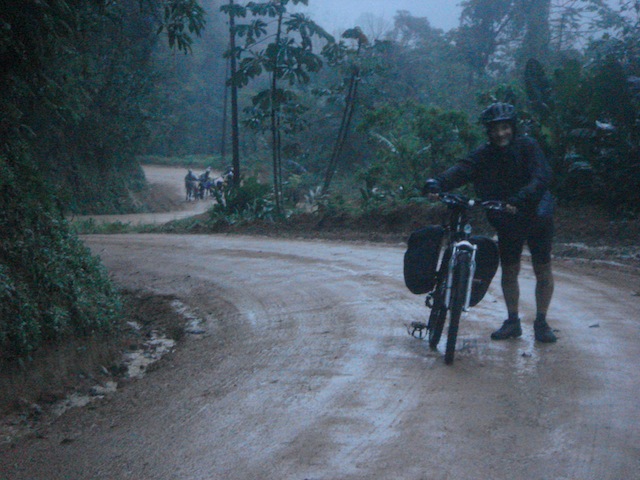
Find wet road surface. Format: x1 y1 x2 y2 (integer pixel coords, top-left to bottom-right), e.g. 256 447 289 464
1 233 638 480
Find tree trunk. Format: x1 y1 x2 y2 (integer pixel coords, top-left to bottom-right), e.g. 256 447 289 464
228 0 241 187
517 0 551 69
322 67 360 195
271 7 284 214
220 57 229 160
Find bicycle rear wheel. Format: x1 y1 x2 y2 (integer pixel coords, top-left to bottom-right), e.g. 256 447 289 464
444 251 471 365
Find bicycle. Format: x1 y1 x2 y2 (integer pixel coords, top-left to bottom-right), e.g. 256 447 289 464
406 193 505 365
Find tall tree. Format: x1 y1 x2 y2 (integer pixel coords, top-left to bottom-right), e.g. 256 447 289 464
456 0 512 73
456 0 551 73
549 0 590 52
225 0 333 213
523 34 640 214
221 0 244 185
0 0 206 360
321 27 368 195
516 0 552 67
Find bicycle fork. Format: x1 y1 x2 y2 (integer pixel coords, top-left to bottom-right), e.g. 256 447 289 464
444 241 477 312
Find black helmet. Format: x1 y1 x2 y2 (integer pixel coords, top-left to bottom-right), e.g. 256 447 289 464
480 102 516 125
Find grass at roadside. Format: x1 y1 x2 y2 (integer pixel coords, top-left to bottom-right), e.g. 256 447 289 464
71 219 136 234
72 200 640 269
0 290 187 428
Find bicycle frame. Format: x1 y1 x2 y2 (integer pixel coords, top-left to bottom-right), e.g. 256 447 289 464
437 194 477 311
444 241 477 312
414 193 504 364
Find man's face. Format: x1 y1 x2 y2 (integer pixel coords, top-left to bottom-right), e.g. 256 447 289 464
488 121 514 147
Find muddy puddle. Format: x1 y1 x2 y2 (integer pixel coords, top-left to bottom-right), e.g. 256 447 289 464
0 300 206 445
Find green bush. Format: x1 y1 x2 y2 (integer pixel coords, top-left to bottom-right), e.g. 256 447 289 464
209 176 275 223
1 152 122 360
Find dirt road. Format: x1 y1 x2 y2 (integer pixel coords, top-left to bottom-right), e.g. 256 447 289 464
1 167 639 480
73 165 214 225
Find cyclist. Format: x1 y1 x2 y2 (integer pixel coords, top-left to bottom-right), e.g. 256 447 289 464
199 166 212 182
423 102 557 343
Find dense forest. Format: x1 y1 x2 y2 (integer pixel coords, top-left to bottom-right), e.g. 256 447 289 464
1 0 639 362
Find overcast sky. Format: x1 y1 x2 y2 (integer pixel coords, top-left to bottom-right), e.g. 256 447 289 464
294 0 462 35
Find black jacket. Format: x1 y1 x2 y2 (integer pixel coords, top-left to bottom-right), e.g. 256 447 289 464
435 135 554 218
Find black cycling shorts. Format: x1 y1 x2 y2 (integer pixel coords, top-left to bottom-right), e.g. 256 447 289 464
491 214 554 266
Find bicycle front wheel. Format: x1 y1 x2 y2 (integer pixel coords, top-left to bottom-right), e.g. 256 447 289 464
444 251 471 365
427 301 446 349
427 274 447 348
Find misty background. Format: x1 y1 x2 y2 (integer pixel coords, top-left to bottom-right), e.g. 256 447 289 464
294 0 461 34
3 0 637 214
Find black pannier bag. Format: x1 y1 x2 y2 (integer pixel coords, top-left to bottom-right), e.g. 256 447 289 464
469 235 499 307
403 226 445 294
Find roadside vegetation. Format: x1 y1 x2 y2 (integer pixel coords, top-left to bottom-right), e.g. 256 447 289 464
1 0 205 397
2 0 639 410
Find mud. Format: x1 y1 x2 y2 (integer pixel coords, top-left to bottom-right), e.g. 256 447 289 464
1 166 638 480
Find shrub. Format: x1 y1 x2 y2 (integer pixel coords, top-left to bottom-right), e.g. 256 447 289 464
1 152 122 360
209 176 275 223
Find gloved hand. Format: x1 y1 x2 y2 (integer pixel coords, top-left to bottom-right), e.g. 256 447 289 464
506 195 522 214
422 178 441 195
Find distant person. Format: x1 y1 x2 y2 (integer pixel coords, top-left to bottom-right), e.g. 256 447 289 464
423 102 557 343
185 169 199 201
199 167 212 182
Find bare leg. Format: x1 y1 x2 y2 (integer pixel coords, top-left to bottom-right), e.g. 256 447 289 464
501 262 521 317
532 261 557 342
533 261 554 317
491 261 523 340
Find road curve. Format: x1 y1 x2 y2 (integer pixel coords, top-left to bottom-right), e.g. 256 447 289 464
2 233 638 480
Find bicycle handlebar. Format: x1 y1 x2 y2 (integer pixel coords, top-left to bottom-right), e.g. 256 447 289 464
481 199 509 212
434 192 509 212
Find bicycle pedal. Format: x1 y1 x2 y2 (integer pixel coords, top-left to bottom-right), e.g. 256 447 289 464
408 321 428 339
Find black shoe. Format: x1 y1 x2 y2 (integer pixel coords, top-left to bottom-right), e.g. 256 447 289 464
534 320 557 343
491 319 522 340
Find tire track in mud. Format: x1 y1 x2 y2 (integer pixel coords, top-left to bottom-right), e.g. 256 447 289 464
1 232 638 480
